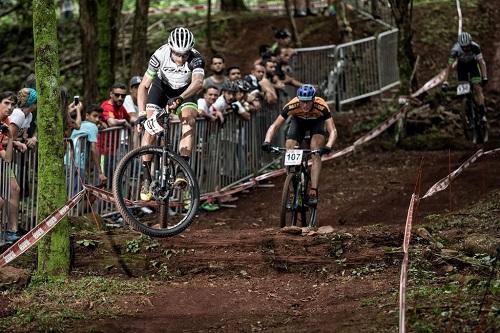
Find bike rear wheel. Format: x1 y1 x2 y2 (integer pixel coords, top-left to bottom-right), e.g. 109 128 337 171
112 145 200 238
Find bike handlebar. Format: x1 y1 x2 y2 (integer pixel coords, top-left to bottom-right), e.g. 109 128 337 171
270 146 322 155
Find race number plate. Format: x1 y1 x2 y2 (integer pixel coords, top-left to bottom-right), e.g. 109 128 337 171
284 150 303 166
144 113 164 135
456 82 471 96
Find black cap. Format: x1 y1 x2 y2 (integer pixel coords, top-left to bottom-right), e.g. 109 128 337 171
275 29 291 39
129 76 142 87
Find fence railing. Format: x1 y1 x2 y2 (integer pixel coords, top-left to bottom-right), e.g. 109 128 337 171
292 29 399 109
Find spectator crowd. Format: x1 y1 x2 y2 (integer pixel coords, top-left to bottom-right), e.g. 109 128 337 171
0 26 306 244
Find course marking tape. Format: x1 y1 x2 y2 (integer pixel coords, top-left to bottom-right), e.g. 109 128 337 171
0 190 85 268
422 148 484 199
399 193 418 333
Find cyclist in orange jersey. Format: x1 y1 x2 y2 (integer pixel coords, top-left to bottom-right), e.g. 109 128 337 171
262 84 337 206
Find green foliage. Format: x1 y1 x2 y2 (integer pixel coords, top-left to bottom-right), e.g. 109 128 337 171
76 239 100 248
125 235 160 253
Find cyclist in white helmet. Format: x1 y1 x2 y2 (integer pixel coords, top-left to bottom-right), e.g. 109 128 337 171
136 26 205 201
442 31 488 122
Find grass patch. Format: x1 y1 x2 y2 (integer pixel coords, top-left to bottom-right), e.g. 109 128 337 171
405 190 500 332
0 276 154 332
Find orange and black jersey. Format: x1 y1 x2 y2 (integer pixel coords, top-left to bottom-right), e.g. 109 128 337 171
280 96 332 120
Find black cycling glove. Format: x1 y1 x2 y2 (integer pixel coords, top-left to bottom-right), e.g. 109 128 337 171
167 96 184 110
135 114 147 126
481 77 488 87
441 81 449 92
261 142 271 152
320 146 332 156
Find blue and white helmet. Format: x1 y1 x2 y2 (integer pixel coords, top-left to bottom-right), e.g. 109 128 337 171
168 27 195 53
297 84 316 101
458 32 472 47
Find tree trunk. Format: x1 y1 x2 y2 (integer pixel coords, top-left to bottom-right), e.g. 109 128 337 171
207 0 215 52
284 0 301 47
97 0 123 98
371 0 379 18
334 0 353 43
79 0 98 105
33 0 68 277
220 0 248 11
388 0 416 93
131 0 150 77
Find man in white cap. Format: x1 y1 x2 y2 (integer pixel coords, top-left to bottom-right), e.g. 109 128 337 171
123 75 142 123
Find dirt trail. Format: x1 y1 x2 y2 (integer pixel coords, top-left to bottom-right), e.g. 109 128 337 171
65 148 500 332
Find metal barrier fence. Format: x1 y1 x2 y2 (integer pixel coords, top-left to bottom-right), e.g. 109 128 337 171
292 28 399 109
0 99 284 236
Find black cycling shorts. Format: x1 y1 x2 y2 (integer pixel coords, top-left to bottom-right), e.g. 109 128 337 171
457 61 481 83
286 117 326 143
147 77 196 107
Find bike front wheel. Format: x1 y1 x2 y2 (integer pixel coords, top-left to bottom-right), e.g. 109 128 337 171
280 173 316 228
112 145 200 238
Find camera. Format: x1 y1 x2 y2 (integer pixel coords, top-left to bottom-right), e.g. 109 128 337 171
0 122 9 134
74 95 80 106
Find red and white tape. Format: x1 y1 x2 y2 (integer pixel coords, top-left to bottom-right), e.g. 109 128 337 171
0 190 86 267
399 193 418 333
421 148 496 199
399 146 499 332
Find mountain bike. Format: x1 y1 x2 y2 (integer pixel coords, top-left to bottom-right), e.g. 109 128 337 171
456 80 488 144
112 110 200 238
270 146 320 228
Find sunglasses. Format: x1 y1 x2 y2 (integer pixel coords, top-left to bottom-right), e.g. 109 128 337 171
113 93 127 98
172 50 189 58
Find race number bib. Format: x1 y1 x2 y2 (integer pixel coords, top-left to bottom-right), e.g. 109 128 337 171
144 112 164 135
456 82 471 96
284 149 303 166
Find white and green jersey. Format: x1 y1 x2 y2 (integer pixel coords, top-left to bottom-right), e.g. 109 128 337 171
146 45 205 90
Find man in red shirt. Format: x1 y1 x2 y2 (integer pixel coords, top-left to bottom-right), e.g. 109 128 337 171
98 83 132 181
100 83 132 128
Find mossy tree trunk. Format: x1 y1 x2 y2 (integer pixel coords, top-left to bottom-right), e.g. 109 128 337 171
388 0 417 94
131 0 150 77
79 0 98 105
97 0 123 98
33 0 68 277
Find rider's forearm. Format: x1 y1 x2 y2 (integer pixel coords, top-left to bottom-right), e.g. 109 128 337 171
479 60 487 78
181 76 203 100
138 88 147 115
264 125 277 143
443 64 452 82
325 120 337 148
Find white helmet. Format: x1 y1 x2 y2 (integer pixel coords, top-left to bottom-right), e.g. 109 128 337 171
168 27 195 53
458 32 472 47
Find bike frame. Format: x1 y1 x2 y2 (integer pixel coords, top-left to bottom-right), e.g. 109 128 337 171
457 80 488 144
272 147 320 228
